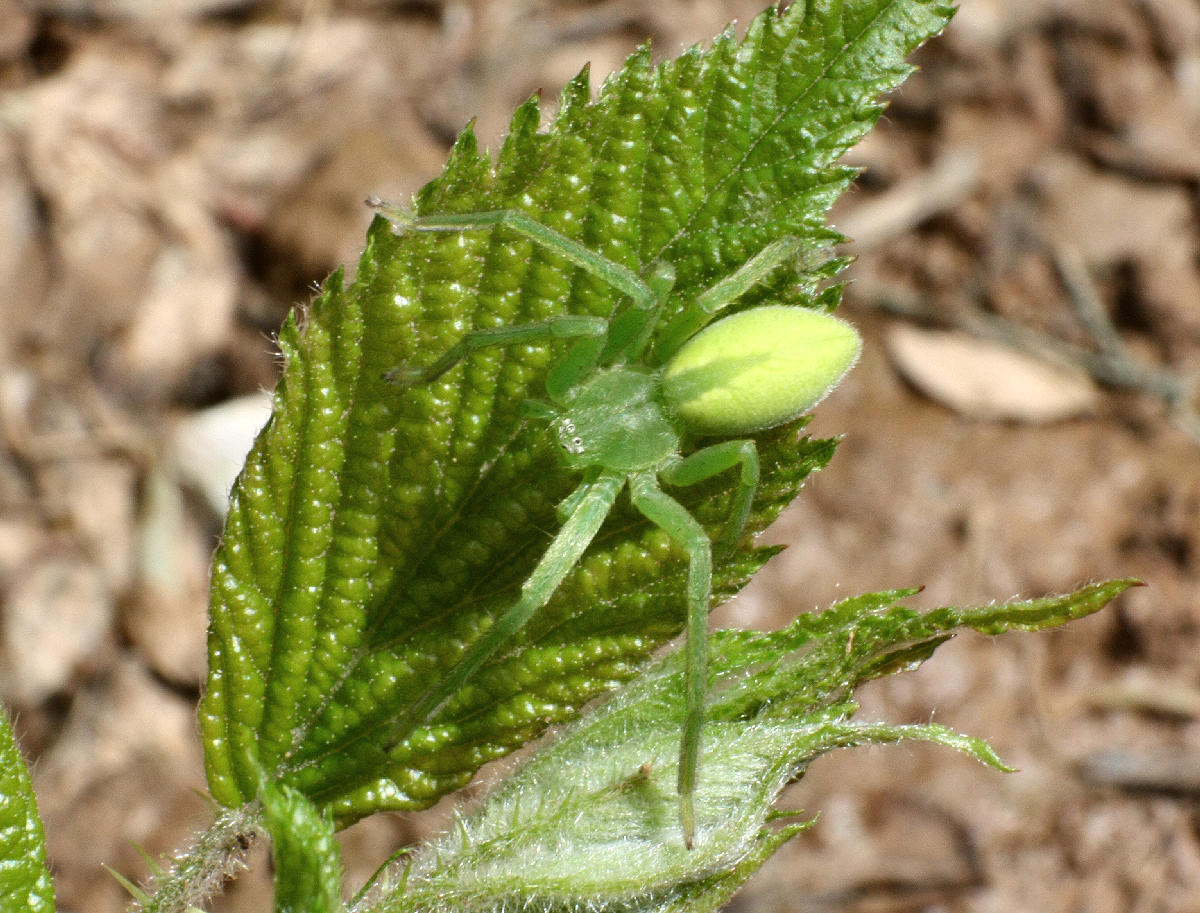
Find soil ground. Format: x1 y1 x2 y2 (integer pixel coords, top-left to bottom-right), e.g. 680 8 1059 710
1 1 1199 911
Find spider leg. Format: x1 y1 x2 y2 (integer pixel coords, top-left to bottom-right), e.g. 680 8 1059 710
660 439 759 559
546 257 674 395
655 235 803 361
555 467 602 524
602 261 676 366
404 471 625 728
628 473 713 849
545 334 606 400
387 315 607 387
372 203 654 308
374 201 682 374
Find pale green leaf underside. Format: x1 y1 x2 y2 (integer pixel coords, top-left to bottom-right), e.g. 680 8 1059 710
262 783 346 913
0 711 55 913
201 0 957 821
360 580 1136 913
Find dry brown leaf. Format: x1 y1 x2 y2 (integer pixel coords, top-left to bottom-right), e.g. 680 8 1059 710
885 324 1101 421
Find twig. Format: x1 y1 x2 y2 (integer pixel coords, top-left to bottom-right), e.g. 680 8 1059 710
1050 243 1126 359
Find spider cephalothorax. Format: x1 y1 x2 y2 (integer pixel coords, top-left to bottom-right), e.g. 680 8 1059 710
552 368 680 472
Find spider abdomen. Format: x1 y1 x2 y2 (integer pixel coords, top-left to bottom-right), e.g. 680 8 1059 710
661 305 861 437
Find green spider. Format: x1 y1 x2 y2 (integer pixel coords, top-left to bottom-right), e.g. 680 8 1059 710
374 204 860 847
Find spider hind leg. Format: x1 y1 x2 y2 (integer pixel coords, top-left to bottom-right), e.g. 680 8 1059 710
629 473 713 849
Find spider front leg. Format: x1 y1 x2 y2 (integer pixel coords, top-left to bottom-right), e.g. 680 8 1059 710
371 202 654 308
374 201 680 376
386 315 608 387
629 473 715 849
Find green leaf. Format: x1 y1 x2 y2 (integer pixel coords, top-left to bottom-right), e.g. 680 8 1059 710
262 783 346 913
0 709 55 913
356 579 1136 913
200 0 956 822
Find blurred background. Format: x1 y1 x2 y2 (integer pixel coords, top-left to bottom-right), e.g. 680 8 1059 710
1 0 1198 910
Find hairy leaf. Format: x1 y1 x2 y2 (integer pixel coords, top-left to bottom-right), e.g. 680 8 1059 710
0 710 54 913
201 0 956 822
358 580 1136 913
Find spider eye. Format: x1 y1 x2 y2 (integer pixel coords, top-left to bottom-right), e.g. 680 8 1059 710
557 419 587 454
661 305 860 436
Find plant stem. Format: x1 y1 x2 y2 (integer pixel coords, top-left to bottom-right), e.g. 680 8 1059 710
130 802 264 913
